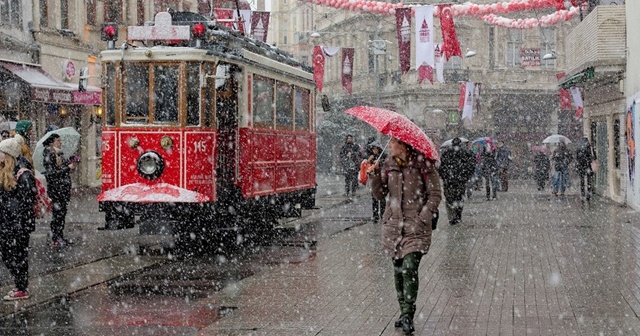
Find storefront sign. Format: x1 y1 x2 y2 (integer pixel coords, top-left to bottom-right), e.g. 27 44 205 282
31 87 100 105
520 48 541 67
64 60 76 80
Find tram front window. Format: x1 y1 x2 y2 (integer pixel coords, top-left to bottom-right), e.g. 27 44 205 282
125 65 150 122
154 65 179 123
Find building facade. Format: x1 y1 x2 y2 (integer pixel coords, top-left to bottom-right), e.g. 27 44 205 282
562 5 626 203
266 0 315 65
314 8 577 178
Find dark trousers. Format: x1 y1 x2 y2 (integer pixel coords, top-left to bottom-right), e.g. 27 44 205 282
484 173 498 199
344 170 358 195
444 184 465 223
0 233 30 291
579 172 594 199
50 194 70 241
393 252 422 320
535 175 547 190
372 197 386 221
499 168 509 191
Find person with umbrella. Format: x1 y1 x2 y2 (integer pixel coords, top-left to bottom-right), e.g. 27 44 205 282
481 144 499 200
43 134 75 248
339 134 360 197
576 137 596 201
367 138 441 334
0 138 36 300
438 137 475 225
365 141 387 223
533 148 551 191
552 140 573 196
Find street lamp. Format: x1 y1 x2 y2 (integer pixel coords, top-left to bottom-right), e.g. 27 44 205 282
542 50 557 60
465 49 477 58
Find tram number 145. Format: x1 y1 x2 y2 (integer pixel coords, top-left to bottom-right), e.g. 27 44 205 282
194 140 207 153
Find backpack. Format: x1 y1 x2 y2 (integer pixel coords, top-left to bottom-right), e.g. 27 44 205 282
16 168 52 219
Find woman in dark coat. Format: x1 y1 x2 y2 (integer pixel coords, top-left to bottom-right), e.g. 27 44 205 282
0 138 36 300
366 141 387 222
576 137 596 200
43 134 74 248
481 144 498 200
368 138 442 335
533 152 551 191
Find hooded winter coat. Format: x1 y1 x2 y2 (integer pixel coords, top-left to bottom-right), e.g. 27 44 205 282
369 154 442 259
438 146 475 186
0 166 37 234
43 147 71 203
576 139 595 175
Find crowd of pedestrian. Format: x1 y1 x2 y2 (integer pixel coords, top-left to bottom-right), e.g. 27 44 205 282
0 120 76 301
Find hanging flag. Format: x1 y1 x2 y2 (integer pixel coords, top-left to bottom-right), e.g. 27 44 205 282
459 82 466 111
415 6 434 84
313 46 326 92
233 9 252 35
322 46 340 57
462 81 475 120
251 11 270 42
395 8 411 74
474 83 482 116
342 48 354 94
435 44 445 84
215 9 234 29
438 4 462 61
556 72 573 110
570 87 584 118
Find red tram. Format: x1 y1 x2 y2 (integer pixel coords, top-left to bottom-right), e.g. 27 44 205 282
97 11 317 241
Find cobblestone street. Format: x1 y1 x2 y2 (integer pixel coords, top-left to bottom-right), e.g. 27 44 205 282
199 181 640 336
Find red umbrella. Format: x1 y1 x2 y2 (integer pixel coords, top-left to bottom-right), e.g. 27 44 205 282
345 106 439 161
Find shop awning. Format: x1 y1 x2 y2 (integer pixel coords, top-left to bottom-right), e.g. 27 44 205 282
0 61 101 105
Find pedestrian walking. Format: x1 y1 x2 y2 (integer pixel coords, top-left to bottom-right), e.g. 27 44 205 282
43 134 75 248
0 138 36 301
481 144 499 200
368 138 442 335
438 137 475 225
495 141 512 192
366 141 387 222
473 143 483 191
576 137 596 201
14 120 34 164
552 141 573 196
533 151 551 191
339 134 360 197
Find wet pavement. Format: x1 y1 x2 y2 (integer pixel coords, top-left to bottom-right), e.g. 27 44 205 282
3 176 640 335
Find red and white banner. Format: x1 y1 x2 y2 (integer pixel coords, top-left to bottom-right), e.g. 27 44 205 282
395 8 411 74
570 87 583 118
415 5 434 84
459 82 466 111
556 72 573 110
233 9 252 35
313 46 325 92
342 48 354 94
438 4 462 60
462 81 475 120
435 44 445 84
251 11 270 42
215 9 234 29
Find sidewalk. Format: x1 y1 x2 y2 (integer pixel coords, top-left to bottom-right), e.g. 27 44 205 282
198 182 640 336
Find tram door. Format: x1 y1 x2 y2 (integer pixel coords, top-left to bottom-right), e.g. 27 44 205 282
215 63 239 199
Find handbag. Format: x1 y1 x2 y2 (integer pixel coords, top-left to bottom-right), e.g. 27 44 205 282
591 160 600 173
359 160 372 185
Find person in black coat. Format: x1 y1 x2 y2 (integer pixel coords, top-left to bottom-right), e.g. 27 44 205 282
43 134 75 248
576 137 595 200
533 152 551 191
339 134 360 197
481 144 499 200
438 138 476 225
0 138 36 300
366 141 387 222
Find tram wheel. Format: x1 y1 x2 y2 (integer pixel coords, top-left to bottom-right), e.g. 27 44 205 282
103 208 135 230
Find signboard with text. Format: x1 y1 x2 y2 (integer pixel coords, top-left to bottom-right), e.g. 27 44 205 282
520 48 541 67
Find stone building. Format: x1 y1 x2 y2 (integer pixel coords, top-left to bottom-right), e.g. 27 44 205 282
313 7 578 178
266 0 315 65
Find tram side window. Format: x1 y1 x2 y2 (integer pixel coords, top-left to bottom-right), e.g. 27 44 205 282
276 82 293 130
186 63 201 126
154 65 179 123
294 87 310 131
252 75 274 128
104 63 116 126
204 63 216 128
125 64 149 123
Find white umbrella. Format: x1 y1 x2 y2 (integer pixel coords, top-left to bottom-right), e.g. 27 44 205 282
33 127 81 173
542 134 571 144
0 121 17 131
441 137 469 147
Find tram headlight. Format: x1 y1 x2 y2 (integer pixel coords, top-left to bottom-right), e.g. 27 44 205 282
137 151 165 180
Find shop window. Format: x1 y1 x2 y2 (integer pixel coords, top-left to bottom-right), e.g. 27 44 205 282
86 0 96 26
137 0 145 25
104 0 122 23
186 63 201 126
507 29 522 67
124 64 150 122
252 75 274 128
614 118 620 169
276 82 293 130
153 65 179 123
294 87 310 131
104 63 116 126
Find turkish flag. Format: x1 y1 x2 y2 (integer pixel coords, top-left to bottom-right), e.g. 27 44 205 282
395 8 411 74
313 46 325 92
438 5 462 60
342 48 354 94
559 89 573 110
